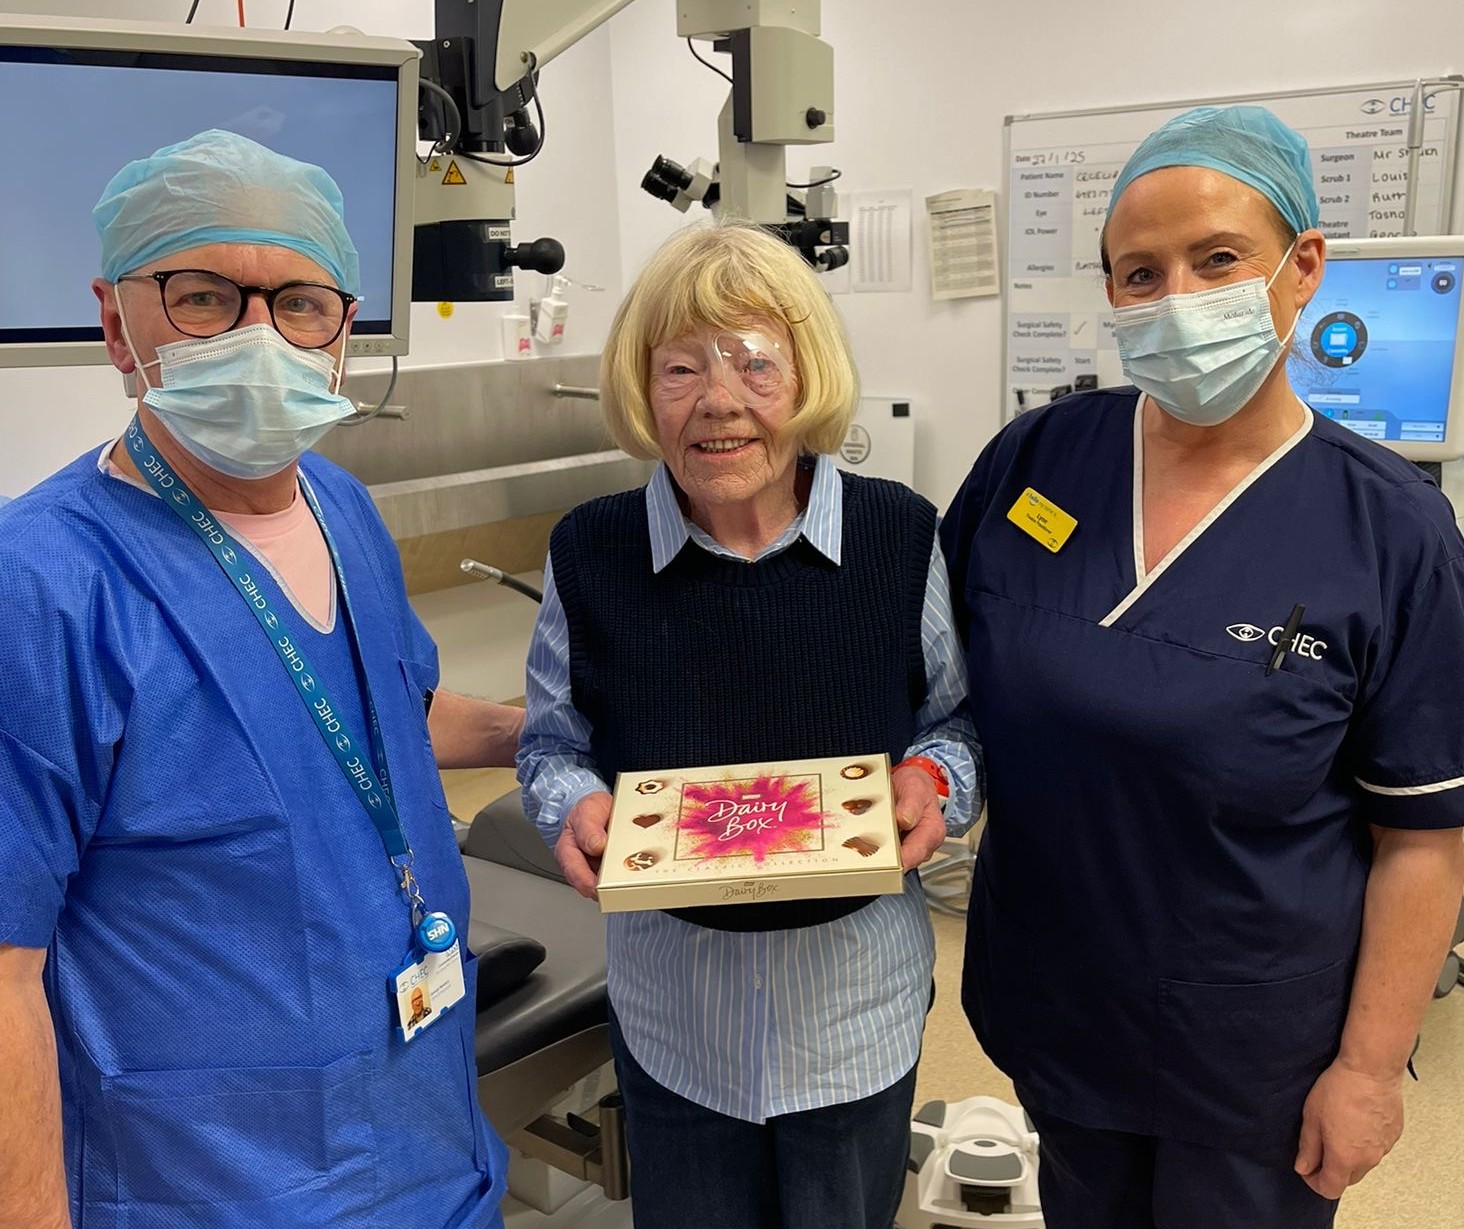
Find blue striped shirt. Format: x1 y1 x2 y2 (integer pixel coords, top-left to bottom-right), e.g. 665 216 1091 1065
517 455 981 1122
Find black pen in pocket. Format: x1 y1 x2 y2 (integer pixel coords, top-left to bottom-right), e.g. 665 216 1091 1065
1267 603 1305 676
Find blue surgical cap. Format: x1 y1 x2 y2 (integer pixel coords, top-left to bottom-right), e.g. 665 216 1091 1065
1107 105 1319 236
94 129 360 295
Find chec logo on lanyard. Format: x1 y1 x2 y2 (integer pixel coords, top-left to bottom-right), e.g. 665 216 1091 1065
125 416 466 1041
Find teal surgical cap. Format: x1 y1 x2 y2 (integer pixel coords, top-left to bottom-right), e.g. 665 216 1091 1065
94 129 360 295
1107 105 1319 236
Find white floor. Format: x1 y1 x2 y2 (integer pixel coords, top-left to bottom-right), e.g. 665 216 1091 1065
502 1188 634 1229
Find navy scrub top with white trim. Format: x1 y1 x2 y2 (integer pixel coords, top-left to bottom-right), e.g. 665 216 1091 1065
941 387 1464 1160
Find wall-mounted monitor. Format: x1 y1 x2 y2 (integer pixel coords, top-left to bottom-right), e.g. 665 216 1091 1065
0 14 419 367
1289 235 1464 462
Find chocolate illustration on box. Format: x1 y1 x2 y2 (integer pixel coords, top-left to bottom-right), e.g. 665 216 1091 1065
597 755 903 913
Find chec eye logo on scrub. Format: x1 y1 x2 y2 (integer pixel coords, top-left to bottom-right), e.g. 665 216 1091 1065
1361 98 1387 115
1226 623 1267 643
1227 620 1330 661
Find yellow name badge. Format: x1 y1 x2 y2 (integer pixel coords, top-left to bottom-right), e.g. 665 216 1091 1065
1006 487 1077 553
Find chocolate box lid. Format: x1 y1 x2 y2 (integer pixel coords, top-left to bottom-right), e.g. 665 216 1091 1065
596 754 904 913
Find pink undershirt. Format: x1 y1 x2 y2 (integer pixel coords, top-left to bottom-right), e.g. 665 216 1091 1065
102 448 336 628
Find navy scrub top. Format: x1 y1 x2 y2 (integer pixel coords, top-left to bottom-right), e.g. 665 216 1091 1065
941 388 1464 1161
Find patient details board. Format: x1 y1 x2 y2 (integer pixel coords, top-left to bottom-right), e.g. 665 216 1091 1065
1002 82 1462 416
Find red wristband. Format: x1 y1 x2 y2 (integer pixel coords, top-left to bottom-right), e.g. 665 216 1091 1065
894 755 950 798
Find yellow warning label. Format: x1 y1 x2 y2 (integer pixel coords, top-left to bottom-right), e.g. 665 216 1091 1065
442 160 467 186
436 302 455 319
428 157 441 173
505 168 515 185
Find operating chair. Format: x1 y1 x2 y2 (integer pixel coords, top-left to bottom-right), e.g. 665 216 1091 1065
459 792 629 1200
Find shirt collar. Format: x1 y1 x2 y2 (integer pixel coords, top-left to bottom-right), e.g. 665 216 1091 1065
98 438 154 495
645 453 844 573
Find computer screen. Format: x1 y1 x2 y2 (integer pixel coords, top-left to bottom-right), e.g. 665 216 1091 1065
1288 236 1464 462
0 16 418 366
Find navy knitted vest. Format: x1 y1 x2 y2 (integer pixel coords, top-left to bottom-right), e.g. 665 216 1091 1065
551 470 935 932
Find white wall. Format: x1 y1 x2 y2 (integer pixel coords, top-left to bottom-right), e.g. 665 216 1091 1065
607 0 1464 507
10 0 1464 505
0 0 624 495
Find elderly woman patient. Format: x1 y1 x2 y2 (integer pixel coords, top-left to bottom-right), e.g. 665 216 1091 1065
517 222 981 1229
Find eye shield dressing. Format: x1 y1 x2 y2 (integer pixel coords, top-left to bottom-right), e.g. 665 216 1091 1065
651 330 793 407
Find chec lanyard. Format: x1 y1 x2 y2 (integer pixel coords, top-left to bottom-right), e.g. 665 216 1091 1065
122 416 429 920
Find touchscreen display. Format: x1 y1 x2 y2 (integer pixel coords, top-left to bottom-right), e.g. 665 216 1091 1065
1288 254 1464 445
0 48 398 344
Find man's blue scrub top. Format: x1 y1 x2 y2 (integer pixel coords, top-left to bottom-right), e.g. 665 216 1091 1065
941 389 1464 1161
0 450 508 1228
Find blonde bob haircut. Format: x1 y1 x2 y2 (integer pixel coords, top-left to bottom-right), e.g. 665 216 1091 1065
600 221 860 460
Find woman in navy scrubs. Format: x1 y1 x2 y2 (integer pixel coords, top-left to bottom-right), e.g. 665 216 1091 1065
941 106 1464 1228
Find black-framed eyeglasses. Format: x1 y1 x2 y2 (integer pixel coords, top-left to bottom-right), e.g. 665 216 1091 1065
117 268 357 349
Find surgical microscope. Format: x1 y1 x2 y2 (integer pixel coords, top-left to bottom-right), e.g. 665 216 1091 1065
411 0 848 304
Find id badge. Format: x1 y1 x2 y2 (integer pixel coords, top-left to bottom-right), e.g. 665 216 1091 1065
389 941 467 1042
1006 487 1077 553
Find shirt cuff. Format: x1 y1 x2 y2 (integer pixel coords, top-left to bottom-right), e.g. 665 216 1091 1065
1357 773 1464 830
0 896 59 949
902 731 982 837
530 768 612 842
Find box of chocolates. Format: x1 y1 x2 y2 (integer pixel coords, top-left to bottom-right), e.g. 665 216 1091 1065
596 754 904 913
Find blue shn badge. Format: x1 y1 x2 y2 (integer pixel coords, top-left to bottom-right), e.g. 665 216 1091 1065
415 910 458 953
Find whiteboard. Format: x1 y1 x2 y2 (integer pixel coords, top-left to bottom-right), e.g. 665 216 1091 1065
1002 80 1464 413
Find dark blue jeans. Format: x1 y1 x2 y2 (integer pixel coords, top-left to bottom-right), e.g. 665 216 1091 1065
1024 1100 1339 1229
608 1008 918 1229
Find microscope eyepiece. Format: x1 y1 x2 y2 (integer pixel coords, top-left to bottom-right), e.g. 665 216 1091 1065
641 155 696 203
650 155 693 191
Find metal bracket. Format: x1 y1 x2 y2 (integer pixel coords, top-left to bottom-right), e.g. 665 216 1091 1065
509 1092 629 1200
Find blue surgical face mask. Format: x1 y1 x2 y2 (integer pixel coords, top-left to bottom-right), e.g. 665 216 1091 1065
120 305 356 479
1112 244 1298 427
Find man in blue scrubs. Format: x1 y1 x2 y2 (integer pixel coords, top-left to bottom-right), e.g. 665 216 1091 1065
942 106 1464 1227
0 132 517 1228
